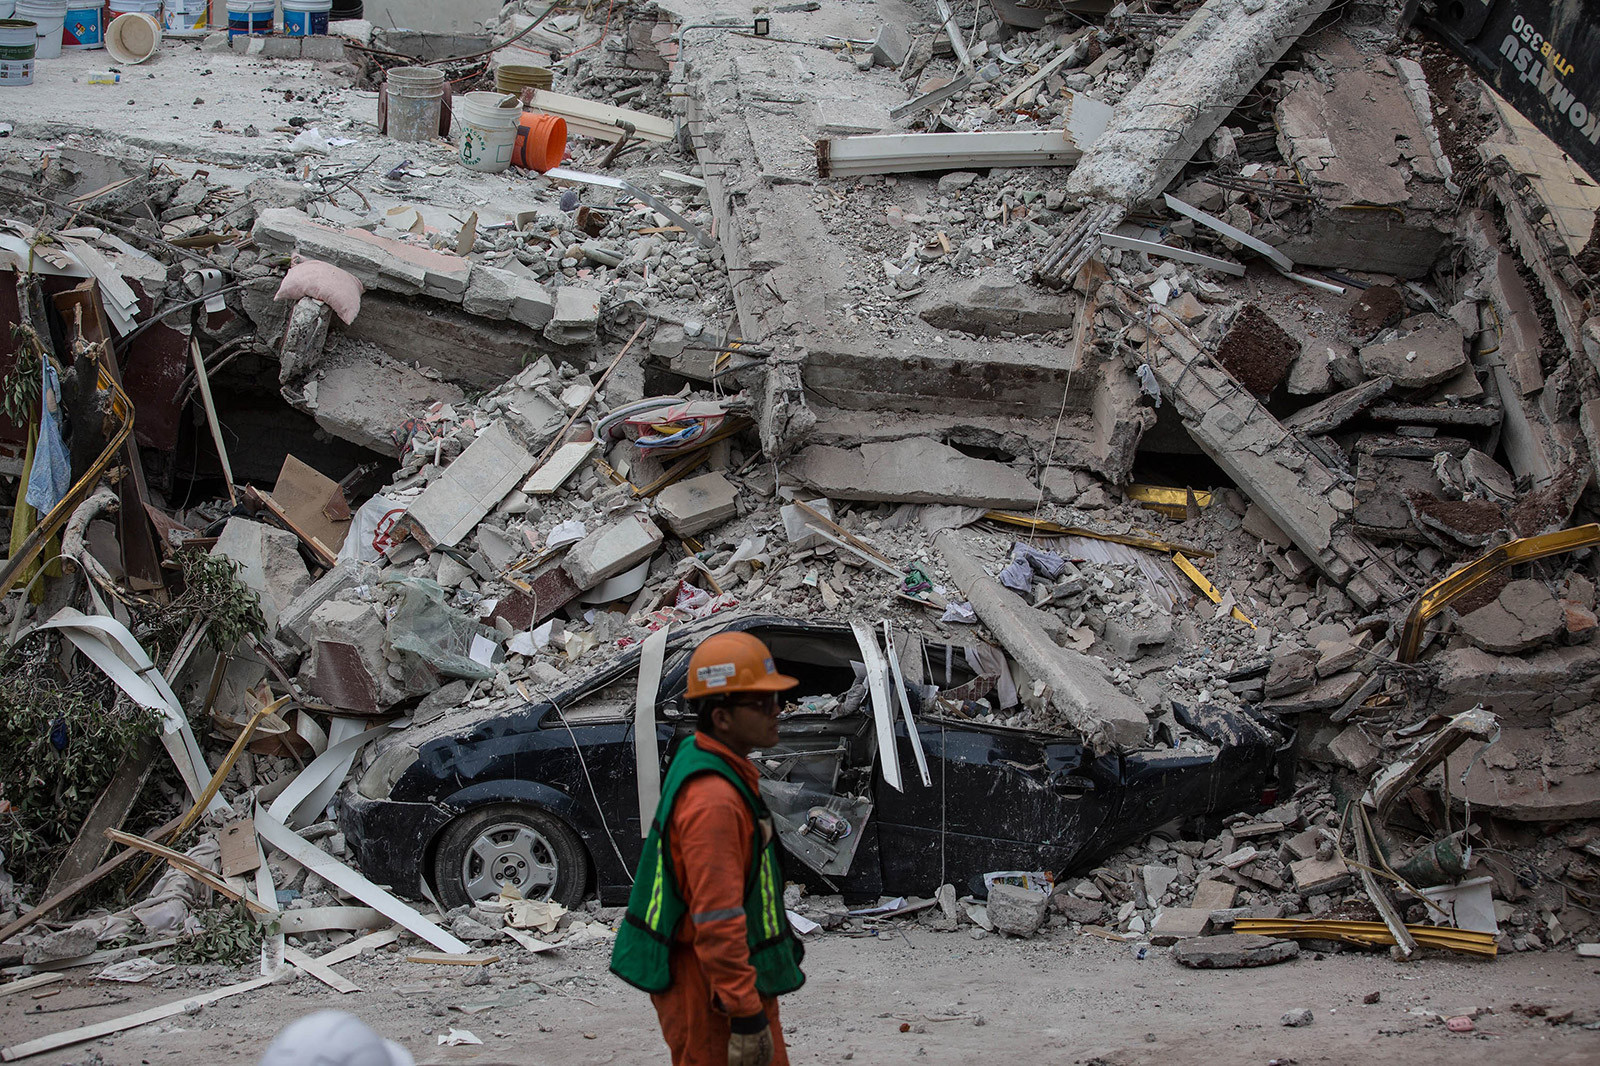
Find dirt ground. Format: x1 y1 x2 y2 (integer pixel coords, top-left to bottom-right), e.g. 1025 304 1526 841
4 924 1598 1066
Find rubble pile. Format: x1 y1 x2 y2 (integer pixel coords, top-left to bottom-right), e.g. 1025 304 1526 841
2 0 1600 1057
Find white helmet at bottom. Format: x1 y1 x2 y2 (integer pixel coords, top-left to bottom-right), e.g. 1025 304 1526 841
258 1010 415 1066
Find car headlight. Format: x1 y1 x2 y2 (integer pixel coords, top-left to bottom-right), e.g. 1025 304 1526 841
357 744 422 800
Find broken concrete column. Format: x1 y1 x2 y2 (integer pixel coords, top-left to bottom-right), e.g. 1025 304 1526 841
279 297 333 384
211 517 311 634
542 286 602 347
1131 298 1407 611
562 512 665 590
1038 0 1333 281
655 472 739 537
936 530 1150 752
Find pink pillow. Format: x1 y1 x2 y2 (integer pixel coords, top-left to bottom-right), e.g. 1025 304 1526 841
274 256 364 324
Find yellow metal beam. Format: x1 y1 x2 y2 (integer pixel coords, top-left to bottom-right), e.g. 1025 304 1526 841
983 511 1215 558
1172 552 1254 628
1234 918 1497 958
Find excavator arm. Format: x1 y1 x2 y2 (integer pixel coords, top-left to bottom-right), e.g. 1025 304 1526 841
1410 0 1599 182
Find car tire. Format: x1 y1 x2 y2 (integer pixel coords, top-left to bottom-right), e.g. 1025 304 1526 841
433 804 588 910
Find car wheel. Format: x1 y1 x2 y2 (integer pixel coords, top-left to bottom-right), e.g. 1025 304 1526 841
433 805 588 910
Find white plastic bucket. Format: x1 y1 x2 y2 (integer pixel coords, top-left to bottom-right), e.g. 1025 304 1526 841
282 0 329 36
14 0 65 59
105 10 160 62
162 0 207 35
225 0 270 37
386 65 444 143
457 91 520 174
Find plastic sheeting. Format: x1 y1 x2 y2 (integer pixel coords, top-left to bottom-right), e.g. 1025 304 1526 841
384 576 497 680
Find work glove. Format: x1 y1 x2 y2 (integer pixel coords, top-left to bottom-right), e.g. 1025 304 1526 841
726 1014 774 1066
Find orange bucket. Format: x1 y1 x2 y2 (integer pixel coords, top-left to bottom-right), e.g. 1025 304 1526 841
512 112 567 172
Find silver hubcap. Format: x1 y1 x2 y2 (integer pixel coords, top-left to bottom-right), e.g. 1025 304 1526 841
460 821 559 902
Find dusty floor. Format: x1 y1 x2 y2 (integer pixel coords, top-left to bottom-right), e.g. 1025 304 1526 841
5 928 1597 1065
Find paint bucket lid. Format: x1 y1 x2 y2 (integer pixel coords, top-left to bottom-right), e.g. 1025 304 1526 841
283 0 332 9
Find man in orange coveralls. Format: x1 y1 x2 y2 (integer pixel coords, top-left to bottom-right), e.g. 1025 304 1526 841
611 631 807 1066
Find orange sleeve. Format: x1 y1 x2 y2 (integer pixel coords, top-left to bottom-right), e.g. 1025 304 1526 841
669 773 762 1018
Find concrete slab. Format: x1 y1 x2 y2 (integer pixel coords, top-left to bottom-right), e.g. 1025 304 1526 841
788 438 1038 508
1357 314 1468 389
654 472 739 537
1457 579 1564 655
562 513 665 590
402 421 536 549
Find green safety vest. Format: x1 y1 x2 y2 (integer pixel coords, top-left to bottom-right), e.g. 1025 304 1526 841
609 735 805 997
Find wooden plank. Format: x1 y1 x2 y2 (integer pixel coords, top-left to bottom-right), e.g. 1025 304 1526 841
218 819 260 879
247 486 339 569
633 624 669 837
0 975 276 1060
4 939 177 976
0 974 64 998
255 809 471 954
104 829 273 915
407 952 501 966
39 738 155 907
283 945 360 994
882 622 931 788
0 813 183 947
188 338 237 505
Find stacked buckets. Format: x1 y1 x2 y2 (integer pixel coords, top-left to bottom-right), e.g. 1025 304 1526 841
162 0 208 36
63 0 101 48
386 65 445 143
13 0 65 59
225 0 271 38
494 64 553 95
283 0 331 35
0 17 35 86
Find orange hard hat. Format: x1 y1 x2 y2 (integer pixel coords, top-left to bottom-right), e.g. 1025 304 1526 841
685 631 798 700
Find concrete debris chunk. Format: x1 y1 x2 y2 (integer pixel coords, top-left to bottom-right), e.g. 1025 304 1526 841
402 421 536 550
1173 933 1300 969
1457 579 1565 655
1356 314 1468 389
655 472 739 537
562 513 665 590
211 518 311 634
985 883 1049 937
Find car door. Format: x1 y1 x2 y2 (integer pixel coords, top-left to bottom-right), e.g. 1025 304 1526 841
869 717 1125 897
